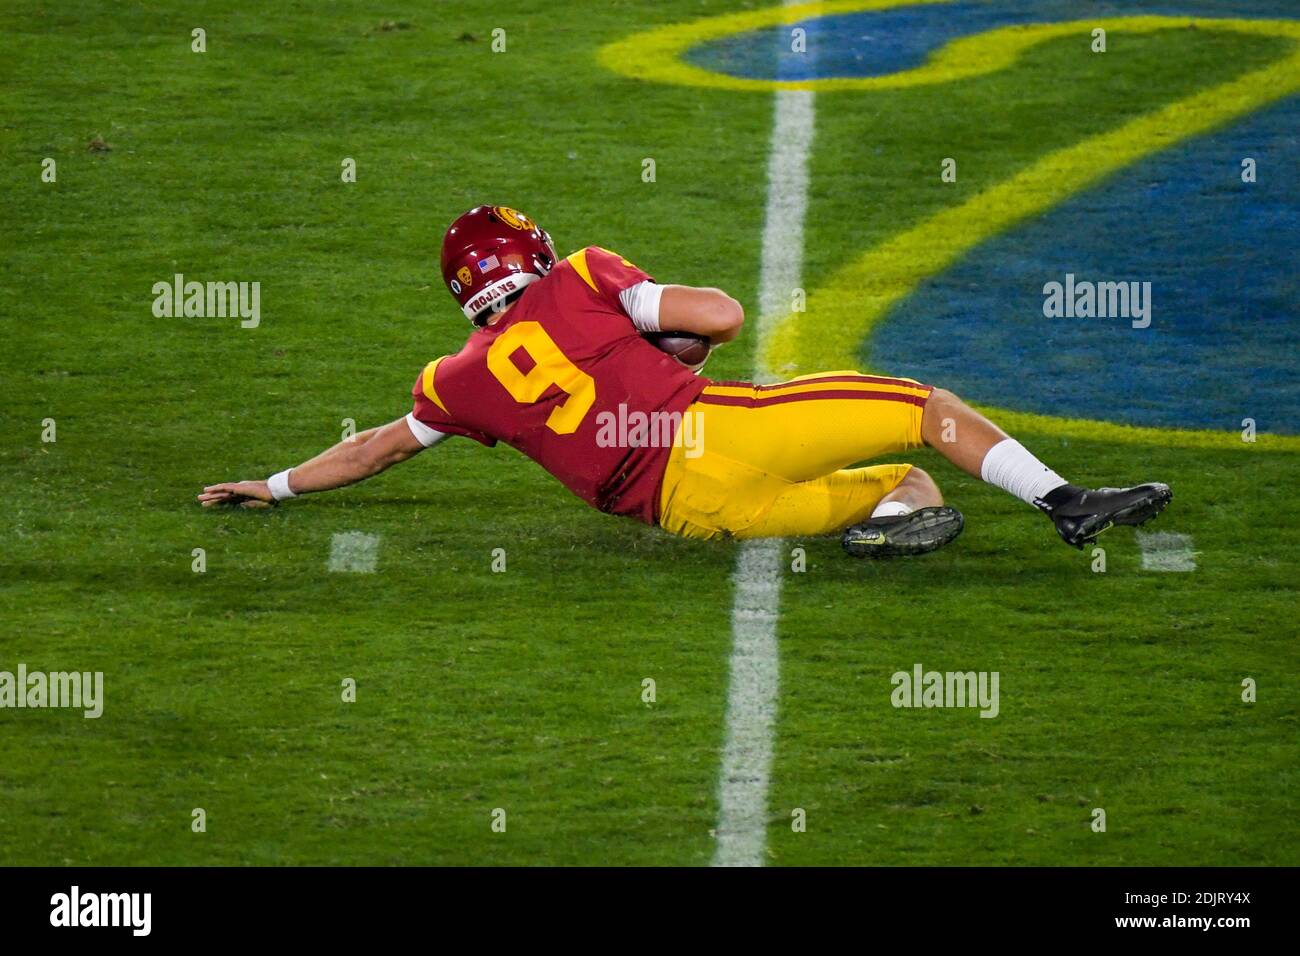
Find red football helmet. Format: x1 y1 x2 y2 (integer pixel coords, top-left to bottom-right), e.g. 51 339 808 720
440 205 558 325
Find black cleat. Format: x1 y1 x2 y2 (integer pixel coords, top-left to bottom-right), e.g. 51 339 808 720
1035 482 1172 549
843 506 964 559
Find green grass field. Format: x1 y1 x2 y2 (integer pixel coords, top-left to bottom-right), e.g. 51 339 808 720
2 1 1296 866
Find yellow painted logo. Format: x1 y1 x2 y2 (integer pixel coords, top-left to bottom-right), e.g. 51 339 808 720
594 4 1300 452
457 266 473 286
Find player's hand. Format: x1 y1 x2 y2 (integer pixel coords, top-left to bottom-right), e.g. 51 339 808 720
197 480 276 509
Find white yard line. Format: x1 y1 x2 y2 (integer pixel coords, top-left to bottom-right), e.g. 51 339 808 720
1137 531 1197 572
328 531 380 573
711 78 815 867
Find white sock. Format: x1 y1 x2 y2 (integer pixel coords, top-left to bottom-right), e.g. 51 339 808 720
871 499 913 519
979 438 1068 506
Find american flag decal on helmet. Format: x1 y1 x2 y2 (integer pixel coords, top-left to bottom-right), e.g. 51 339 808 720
477 255 500 273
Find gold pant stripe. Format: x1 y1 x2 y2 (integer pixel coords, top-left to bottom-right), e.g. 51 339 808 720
700 380 931 401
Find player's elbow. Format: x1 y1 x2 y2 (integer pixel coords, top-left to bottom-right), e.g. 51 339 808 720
357 420 425 474
350 441 393 478
701 291 744 343
660 285 744 342
366 444 414 475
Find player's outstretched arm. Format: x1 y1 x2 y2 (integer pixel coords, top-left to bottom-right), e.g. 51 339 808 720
657 285 744 343
197 416 427 508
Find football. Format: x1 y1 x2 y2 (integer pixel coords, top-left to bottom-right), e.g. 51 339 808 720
644 331 712 371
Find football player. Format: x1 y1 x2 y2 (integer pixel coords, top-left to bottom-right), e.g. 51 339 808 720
199 205 1171 556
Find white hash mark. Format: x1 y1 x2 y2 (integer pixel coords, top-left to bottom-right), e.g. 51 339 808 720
1137 531 1196 572
328 531 380 574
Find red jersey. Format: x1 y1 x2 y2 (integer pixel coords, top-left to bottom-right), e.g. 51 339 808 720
410 247 709 524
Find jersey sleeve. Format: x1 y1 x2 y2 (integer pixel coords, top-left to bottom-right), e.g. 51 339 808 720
617 280 664 332
583 246 654 294
566 246 656 305
409 359 497 447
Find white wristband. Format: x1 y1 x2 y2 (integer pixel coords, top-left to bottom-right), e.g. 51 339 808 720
267 469 297 501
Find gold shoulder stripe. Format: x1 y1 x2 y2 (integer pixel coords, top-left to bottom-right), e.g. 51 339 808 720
421 356 449 413
565 248 600 294
590 245 636 268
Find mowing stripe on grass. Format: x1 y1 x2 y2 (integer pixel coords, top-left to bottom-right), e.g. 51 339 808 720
328 532 380 573
711 65 815 866
1137 531 1197 572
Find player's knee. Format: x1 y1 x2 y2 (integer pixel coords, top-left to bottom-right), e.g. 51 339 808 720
902 465 938 493
926 386 960 411
922 387 966 430
905 464 933 483
922 387 950 429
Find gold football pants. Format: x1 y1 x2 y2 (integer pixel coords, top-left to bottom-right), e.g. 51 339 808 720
658 371 932 540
